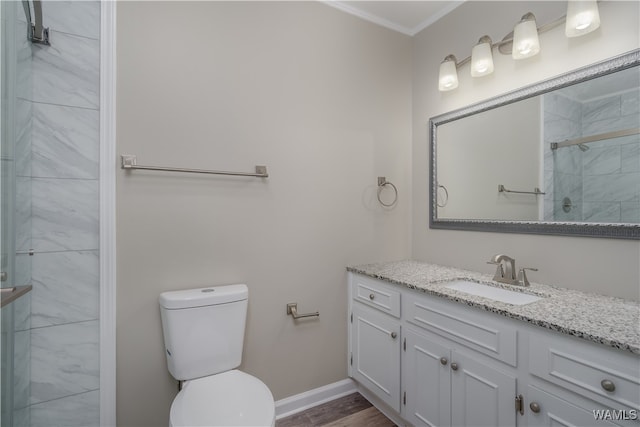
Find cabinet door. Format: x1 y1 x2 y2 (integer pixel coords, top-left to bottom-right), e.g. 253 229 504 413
527 385 623 427
402 328 451 427
351 303 401 411
450 351 517 427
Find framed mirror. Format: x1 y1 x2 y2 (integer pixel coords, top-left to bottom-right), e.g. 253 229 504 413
430 49 640 239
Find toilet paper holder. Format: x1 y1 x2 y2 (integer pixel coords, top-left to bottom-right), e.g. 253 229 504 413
286 303 319 319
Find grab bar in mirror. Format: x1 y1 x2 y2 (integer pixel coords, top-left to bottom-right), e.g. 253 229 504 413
498 184 545 195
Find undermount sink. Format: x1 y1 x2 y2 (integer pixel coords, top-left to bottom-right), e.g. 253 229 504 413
445 280 543 305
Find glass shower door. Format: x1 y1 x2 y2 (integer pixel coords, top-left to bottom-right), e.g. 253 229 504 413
2 2 32 426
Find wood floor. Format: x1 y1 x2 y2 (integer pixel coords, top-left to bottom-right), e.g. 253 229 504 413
276 392 396 427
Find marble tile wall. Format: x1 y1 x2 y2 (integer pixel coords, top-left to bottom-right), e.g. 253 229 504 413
11 1 101 426
581 89 640 223
543 93 583 221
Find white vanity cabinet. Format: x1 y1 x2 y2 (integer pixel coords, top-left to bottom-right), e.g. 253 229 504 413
348 271 640 427
349 275 402 411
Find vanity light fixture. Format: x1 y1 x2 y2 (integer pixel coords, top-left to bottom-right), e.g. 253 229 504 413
565 0 600 37
439 54 459 91
437 1 603 92
471 36 494 77
512 13 540 59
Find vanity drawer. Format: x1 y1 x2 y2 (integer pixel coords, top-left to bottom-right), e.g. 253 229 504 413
351 274 400 318
405 291 517 366
529 332 640 411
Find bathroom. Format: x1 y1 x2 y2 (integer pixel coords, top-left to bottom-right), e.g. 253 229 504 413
0 1 638 426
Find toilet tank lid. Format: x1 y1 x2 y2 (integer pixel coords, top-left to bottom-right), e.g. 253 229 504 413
159 284 248 309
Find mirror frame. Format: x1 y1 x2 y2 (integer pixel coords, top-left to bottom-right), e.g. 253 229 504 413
429 49 640 240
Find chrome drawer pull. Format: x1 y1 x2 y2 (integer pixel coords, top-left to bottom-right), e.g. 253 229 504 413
601 379 616 392
440 357 448 366
451 362 459 371
530 402 540 413
390 331 397 339
369 293 375 300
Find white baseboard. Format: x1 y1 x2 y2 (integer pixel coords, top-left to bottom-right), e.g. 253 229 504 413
275 378 357 420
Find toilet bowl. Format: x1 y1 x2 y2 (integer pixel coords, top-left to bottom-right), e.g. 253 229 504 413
170 370 275 427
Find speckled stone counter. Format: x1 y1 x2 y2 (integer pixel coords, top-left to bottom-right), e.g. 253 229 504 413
347 260 640 355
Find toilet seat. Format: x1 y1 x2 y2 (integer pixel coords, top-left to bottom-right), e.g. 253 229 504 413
170 370 275 427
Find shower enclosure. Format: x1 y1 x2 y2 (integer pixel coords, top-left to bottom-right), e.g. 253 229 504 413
1 1 101 426
543 66 640 223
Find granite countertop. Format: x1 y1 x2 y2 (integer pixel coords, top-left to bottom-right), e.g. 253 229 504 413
347 260 640 355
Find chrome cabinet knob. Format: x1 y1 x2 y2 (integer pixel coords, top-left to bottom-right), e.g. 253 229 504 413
530 402 541 413
451 362 459 371
369 294 375 300
390 331 397 339
601 379 616 392
440 357 448 366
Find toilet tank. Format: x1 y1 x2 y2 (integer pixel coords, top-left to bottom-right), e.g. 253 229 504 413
159 284 248 381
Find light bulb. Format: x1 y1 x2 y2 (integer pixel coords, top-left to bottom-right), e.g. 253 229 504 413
512 13 540 60
471 36 494 77
566 1 600 37
439 55 459 91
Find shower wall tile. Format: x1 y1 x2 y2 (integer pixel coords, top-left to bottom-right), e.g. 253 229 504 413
583 172 640 203
15 176 31 252
31 177 99 252
32 31 99 109
15 20 33 101
30 320 99 404
544 93 582 122
12 406 30 427
582 113 640 137
41 1 100 40
582 96 620 123
621 89 640 116
14 253 32 289
32 103 99 179
31 250 99 328
12 286 31 331
13 329 31 410
30 390 99 427
582 146 621 176
620 141 640 173
544 117 581 143
15 98 32 177
621 202 640 223
583 202 621 223
553 172 582 201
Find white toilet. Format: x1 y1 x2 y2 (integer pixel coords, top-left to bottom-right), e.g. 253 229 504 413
159 284 275 427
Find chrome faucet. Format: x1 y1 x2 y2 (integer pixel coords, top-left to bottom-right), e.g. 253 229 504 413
487 254 537 287
488 254 517 285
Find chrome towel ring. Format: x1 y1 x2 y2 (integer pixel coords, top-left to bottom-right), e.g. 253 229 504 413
377 177 398 207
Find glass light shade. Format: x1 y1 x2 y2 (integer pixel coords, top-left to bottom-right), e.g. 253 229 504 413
512 14 540 60
438 56 458 91
565 0 600 37
471 37 494 77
